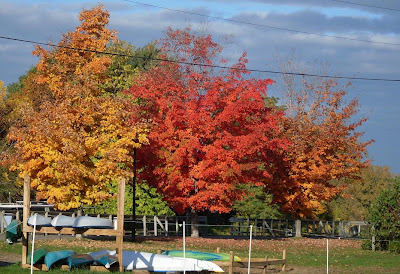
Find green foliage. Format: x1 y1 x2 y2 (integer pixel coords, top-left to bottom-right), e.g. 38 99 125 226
86 180 174 216
233 184 283 219
326 165 394 221
366 177 400 248
389 241 400 254
103 41 160 95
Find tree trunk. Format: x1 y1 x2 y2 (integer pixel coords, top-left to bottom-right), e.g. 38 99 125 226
190 210 199 238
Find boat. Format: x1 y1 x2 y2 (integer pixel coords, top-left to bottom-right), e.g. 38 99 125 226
27 248 48 265
121 251 223 272
51 215 76 227
5 219 22 244
67 254 94 269
89 250 117 269
27 213 52 227
163 250 242 261
72 216 113 229
44 250 76 269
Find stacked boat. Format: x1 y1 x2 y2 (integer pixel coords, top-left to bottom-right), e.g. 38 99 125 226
27 248 224 272
27 213 113 229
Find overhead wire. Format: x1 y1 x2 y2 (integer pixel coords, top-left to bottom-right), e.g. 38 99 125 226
1 35 400 82
121 0 400 46
328 0 400 12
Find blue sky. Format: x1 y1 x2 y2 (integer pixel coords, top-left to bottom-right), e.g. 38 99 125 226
1 0 400 173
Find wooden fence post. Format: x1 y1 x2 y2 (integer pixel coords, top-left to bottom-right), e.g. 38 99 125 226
117 178 126 273
229 251 234 274
295 220 302 237
22 174 30 265
282 249 287 272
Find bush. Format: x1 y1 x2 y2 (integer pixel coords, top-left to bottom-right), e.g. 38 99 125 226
361 239 372 250
389 241 400 254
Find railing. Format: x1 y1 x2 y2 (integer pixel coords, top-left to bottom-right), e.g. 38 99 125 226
0 203 367 239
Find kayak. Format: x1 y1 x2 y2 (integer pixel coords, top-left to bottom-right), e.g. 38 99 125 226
67 254 94 269
27 213 52 227
163 250 242 262
72 216 113 229
27 248 48 265
121 251 223 272
44 250 76 269
5 219 22 244
51 215 76 227
89 250 117 268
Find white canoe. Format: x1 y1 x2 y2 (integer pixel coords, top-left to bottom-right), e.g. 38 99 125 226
122 251 223 272
27 213 52 227
51 215 76 227
72 216 113 229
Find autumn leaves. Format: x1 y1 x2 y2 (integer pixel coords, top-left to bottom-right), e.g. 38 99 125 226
2 5 370 218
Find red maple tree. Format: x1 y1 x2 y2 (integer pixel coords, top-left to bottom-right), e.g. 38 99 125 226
126 28 288 232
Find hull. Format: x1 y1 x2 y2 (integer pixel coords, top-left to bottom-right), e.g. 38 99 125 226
5 219 22 244
44 250 76 269
72 216 113 229
163 250 241 262
89 250 117 269
27 248 48 265
27 214 52 227
67 254 94 269
122 251 223 272
51 215 76 227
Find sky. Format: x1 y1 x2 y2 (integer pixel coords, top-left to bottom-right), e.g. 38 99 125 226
1 0 399 173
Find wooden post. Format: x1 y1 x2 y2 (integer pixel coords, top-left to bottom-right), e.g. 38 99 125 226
0 210 4 234
229 251 234 274
117 178 126 273
22 174 31 265
216 247 221 253
154 216 158 237
282 249 287 272
295 219 302 237
263 255 268 274
76 209 82 239
165 217 168 236
143 216 147 236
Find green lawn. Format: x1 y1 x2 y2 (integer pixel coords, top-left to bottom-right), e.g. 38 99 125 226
0 237 399 273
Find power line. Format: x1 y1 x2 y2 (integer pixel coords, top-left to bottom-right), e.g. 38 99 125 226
1 35 400 82
122 0 400 47
328 0 400 12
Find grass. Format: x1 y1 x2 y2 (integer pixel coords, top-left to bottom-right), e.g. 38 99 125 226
0 237 399 273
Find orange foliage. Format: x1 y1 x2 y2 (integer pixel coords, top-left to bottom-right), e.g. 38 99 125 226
7 5 148 210
273 80 373 218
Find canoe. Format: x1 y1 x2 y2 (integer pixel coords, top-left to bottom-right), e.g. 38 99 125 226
44 250 76 269
89 250 117 268
94 254 118 269
163 250 242 262
51 215 76 227
72 216 113 229
27 213 52 227
5 219 22 244
27 248 48 265
121 251 223 272
67 254 94 269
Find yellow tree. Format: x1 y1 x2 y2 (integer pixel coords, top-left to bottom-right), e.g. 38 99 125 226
7 5 148 210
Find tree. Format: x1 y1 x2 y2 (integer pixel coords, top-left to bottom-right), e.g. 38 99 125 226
127 27 287 236
85 180 174 216
233 184 283 219
327 165 394 220
367 177 400 250
272 52 373 218
6 5 148 210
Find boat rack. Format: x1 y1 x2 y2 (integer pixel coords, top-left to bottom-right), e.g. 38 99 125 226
21 175 126 272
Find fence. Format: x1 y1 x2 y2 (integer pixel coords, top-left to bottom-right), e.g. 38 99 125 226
0 203 367 239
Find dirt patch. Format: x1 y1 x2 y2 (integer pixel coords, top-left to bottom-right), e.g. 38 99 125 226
0 251 20 267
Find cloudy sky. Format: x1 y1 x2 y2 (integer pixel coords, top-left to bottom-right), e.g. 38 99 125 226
1 0 399 173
